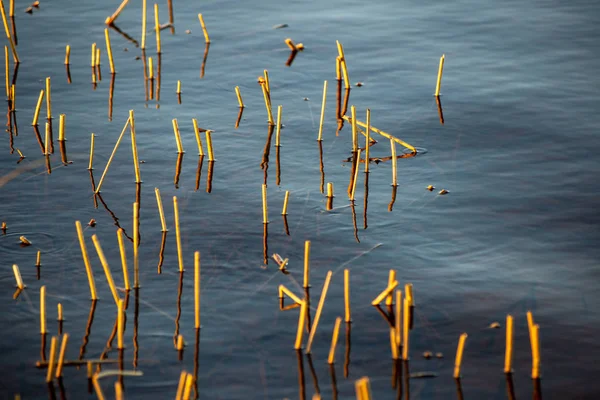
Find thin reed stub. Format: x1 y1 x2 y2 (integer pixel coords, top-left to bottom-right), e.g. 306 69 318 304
275 105 282 146
182 373 194 400
235 86 244 108
55 333 69 378
305 270 333 354
117 299 124 349
192 119 204 156
175 371 187 399
148 56 154 79
350 106 358 152
130 110 142 183
96 48 101 67
385 269 395 306
105 0 130 25
327 182 334 198
194 251 201 329
44 122 50 155
435 54 445 97
154 187 168 232
0 1 19 63
46 336 58 383
173 196 184 272
261 83 274 125
12 264 24 289
32 89 44 126
395 290 402 347
105 28 115 74
40 287 47 333
281 191 290 216
4 45 8 98
327 317 342 364
172 118 184 153
141 0 147 49
344 269 351 322
95 117 131 193
335 56 341 81
133 202 140 288
364 109 371 173
36 250 41 267
117 228 130 291
154 3 161 53
340 59 350 90
64 45 70 65
453 333 468 378
176 80 181 94
504 314 513 373
75 221 98 300
390 327 399 359
405 283 414 306
57 303 63 321
58 114 65 141
371 280 398 306
317 80 328 141
198 13 210 44
261 184 268 224
402 298 410 360
350 149 361 201
88 133 95 170
391 140 397 187
294 300 308 350
355 376 373 400
205 130 214 161
303 240 311 288
176 334 184 350
91 234 120 306
92 376 106 400
115 382 124 400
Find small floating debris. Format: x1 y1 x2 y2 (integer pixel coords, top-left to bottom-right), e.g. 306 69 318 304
435 352 443 359
272 253 289 273
438 189 449 195
355 82 363 87
427 185 435 191
410 372 438 379
185 29 191 34
489 322 501 329
88 219 96 227
303 97 309 101
423 351 433 359
19 236 32 246
273 23 288 29
33 1 40 8
1 221 6 232
296 43 304 51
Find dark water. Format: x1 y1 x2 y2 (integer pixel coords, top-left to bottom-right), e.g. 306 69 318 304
1 0 599 398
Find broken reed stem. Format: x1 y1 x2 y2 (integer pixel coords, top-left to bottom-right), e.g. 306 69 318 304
390 140 397 187
281 191 290 215
12 264 24 289
385 270 395 306
36 251 41 267
453 333 468 378
401 298 409 360
117 299 124 349
91 234 120 306
175 372 187 399
371 280 398 305
154 188 168 232
90 43 96 67
279 285 302 304
405 283 414 306
116 228 130 291
130 110 141 183
55 334 69 378
261 83 274 125
183 374 194 400
350 106 358 152
64 45 70 65
173 196 184 272
342 115 416 153
327 317 342 364
355 376 373 400
57 304 63 321
0 0 19 63
88 134 95 170
340 59 350 90
58 114 65 141
176 80 181 94
261 184 268 224
194 251 201 329
133 202 139 288
105 0 130 25
75 221 98 300
434 54 445 97
395 290 402 347
192 119 204 156
172 119 184 153
154 3 161 53
95 117 131 193
205 130 214 161
317 80 327 141
350 149 361 201
293 300 308 350
44 122 50 155
364 109 370 173
275 105 282 146
92 376 106 400
327 182 334 198
198 13 210 44
303 240 311 288
263 69 271 99
141 0 147 49
344 269 351 322
504 314 513 373
305 270 333 354
32 89 44 126
235 86 244 108
46 336 58 383
40 286 47 333
105 28 115 74
176 334 184 350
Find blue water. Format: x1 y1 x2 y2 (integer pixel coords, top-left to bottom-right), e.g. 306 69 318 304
1 0 599 398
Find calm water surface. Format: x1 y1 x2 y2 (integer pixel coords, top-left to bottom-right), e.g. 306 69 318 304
1 0 599 399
